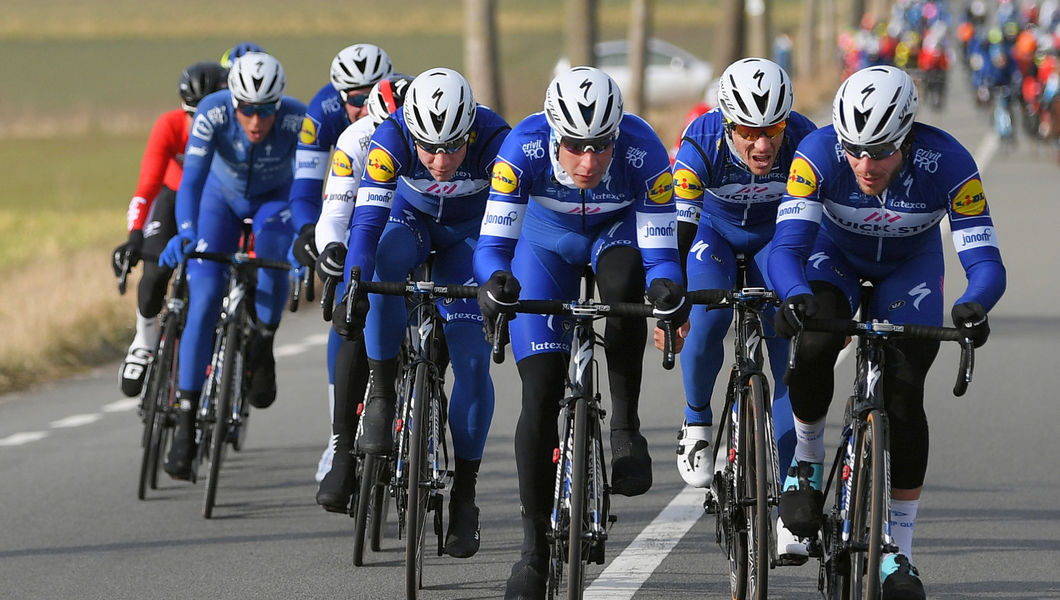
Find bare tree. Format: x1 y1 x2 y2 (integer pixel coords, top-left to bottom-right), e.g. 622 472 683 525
745 0 771 58
464 0 503 114
627 0 652 114
716 0 746 68
567 0 598 68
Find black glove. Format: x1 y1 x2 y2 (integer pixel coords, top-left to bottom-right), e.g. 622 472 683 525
775 293 819 338
478 271 521 323
292 224 319 269
111 229 144 277
331 291 370 340
952 301 989 348
647 278 691 325
316 242 347 281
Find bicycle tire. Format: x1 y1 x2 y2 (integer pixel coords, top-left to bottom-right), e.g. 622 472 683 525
724 375 749 600
840 409 887 600
370 457 390 552
203 320 239 519
547 407 574 600
745 373 772 600
353 452 376 566
566 394 589 600
137 316 179 499
405 361 430 598
137 361 161 499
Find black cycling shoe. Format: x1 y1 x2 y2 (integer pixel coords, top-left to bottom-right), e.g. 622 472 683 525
882 554 926 600
504 555 548 600
164 396 198 481
444 498 481 558
315 453 356 513
610 428 653 497
247 327 277 409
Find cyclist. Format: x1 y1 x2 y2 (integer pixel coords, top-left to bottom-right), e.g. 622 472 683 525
668 57 817 564
333 67 510 557
473 66 688 599
286 43 393 486
112 61 229 398
768 65 1006 599
312 74 414 513
219 41 265 69
158 52 307 480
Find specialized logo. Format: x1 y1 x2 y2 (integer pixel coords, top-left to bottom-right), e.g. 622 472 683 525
673 168 704 200
647 171 674 204
952 178 986 216
366 147 397 183
299 116 318 145
491 161 519 194
908 281 932 310
331 150 353 177
786 157 817 197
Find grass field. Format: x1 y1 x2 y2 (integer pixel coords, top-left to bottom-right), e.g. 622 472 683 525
0 0 822 394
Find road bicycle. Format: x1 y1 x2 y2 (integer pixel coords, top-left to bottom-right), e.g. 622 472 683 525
691 255 782 600
337 265 477 598
491 271 677 600
187 220 291 519
789 281 974 599
135 258 189 500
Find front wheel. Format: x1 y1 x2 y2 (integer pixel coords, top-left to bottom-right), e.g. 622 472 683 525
405 362 430 598
566 395 589 600
744 374 774 600
203 320 239 519
839 409 888 600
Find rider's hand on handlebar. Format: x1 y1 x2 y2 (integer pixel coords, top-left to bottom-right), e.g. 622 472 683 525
332 292 370 340
952 301 990 348
292 224 319 269
478 271 521 323
159 229 196 268
316 242 347 281
775 293 818 338
654 319 690 353
111 229 144 276
647 278 691 325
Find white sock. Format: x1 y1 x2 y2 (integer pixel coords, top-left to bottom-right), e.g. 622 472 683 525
793 418 827 463
889 498 919 560
131 310 160 351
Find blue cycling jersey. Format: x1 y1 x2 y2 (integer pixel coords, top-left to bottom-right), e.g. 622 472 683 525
769 123 1006 311
347 105 511 280
176 89 307 234
673 108 818 246
289 83 350 230
474 112 683 288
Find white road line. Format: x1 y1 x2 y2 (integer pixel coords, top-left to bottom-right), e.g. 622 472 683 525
0 431 50 446
103 398 140 412
50 414 103 428
974 130 1000 170
275 332 330 357
585 485 707 598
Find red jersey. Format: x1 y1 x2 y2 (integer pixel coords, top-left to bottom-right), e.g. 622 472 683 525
126 109 188 231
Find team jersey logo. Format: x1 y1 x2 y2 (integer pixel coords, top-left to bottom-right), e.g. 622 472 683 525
491 161 519 194
787 157 817 197
647 171 674 204
299 116 318 145
673 168 704 200
366 147 397 183
331 150 353 177
951 178 986 216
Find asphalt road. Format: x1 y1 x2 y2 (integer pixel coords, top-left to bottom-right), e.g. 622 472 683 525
2 80 1058 599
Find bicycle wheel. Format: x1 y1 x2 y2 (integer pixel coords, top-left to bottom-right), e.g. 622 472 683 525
547 407 575 600
724 374 749 600
405 361 430 598
744 374 773 600
837 409 887 600
353 452 376 566
137 316 180 499
203 320 239 519
566 394 589 600
370 457 390 552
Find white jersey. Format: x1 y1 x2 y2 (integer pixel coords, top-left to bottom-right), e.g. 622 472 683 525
315 114 377 250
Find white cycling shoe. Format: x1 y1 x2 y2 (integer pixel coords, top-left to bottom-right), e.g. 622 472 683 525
676 422 714 488
119 346 153 397
775 512 810 566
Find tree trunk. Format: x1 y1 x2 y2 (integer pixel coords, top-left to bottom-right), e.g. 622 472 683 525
715 0 745 69
463 0 503 114
566 0 598 68
627 0 651 114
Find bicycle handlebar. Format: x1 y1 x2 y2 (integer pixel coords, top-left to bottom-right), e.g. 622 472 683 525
185 251 291 273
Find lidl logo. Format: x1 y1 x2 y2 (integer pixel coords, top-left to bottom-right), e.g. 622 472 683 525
331 150 353 177
491 161 518 194
299 116 318 145
673 168 704 200
647 172 674 204
786 157 817 198
366 148 397 183
952 178 986 216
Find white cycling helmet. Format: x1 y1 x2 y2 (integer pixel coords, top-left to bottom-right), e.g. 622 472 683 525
403 68 477 145
543 66 624 140
330 44 393 91
228 52 285 106
832 65 918 146
717 57 793 127
366 74 415 127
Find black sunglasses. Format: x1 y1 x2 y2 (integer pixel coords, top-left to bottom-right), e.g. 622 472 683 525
842 140 901 160
560 134 615 155
416 134 468 155
235 101 277 118
341 88 371 108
